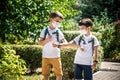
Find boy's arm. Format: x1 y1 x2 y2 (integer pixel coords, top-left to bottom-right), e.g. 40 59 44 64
53 40 77 47
39 36 52 46
92 46 98 70
94 46 98 61
53 40 84 51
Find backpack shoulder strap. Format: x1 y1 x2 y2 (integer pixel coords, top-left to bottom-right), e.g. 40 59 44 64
43 27 50 40
78 35 83 45
91 35 95 55
43 27 60 42
56 29 59 42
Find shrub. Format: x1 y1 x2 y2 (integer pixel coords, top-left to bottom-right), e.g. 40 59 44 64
12 45 42 72
108 22 120 61
0 46 26 80
61 47 76 79
63 31 79 42
111 48 120 61
92 11 115 59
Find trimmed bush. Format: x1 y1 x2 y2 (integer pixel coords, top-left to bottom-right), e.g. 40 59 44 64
12 45 42 72
61 47 76 79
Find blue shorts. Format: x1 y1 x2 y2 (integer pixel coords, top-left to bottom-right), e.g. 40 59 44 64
74 64 93 80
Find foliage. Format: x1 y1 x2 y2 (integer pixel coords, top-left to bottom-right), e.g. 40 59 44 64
0 0 79 43
60 19 78 31
4 34 36 45
106 22 120 60
92 11 115 58
72 0 120 21
110 48 120 61
61 47 76 79
0 46 26 80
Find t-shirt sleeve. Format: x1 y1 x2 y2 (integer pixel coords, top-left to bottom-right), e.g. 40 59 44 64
73 36 80 45
94 36 100 47
39 29 45 39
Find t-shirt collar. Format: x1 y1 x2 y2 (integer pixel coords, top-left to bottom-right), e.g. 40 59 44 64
48 26 58 31
83 33 92 39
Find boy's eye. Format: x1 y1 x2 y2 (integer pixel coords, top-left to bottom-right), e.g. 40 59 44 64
56 21 59 22
55 21 61 23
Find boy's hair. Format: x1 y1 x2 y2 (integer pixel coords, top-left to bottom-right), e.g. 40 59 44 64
79 18 93 27
50 11 64 19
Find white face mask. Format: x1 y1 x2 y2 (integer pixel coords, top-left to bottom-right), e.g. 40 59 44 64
52 21 60 28
80 30 87 35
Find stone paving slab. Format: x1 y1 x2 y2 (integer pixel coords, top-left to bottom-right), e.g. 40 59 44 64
93 61 120 80
100 61 120 71
93 71 120 80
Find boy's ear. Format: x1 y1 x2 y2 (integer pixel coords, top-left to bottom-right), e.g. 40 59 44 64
88 26 91 29
88 26 91 30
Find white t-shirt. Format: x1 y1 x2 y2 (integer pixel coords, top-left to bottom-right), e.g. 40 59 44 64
40 26 65 58
73 34 100 65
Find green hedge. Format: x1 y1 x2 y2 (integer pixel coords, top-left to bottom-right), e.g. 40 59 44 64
0 45 42 71
0 45 103 79
12 45 42 71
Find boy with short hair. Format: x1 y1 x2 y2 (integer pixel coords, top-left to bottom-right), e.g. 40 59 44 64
39 11 67 80
53 18 100 80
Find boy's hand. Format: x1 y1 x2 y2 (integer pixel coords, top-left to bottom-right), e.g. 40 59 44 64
91 62 97 70
80 47 84 51
52 42 59 47
46 35 52 41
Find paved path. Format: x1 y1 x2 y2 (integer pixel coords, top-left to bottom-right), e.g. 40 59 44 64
93 61 120 80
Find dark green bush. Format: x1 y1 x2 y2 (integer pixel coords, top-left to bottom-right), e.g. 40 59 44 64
92 11 115 59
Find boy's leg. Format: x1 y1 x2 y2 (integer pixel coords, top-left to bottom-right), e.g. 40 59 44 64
56 76 62 80
83 65 93 80
44 76 49 80
42 58 51 80
74 64 83 80
50 58 63 80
